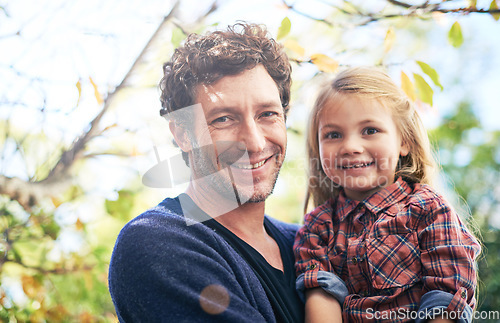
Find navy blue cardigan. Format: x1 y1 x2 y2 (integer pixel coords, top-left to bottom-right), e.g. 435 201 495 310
108 196 300 322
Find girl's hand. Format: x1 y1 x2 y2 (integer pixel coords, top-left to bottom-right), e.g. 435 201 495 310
305 288 343 323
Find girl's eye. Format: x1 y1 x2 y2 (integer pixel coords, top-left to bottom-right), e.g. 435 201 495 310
325 132 341 139
363 127 379 135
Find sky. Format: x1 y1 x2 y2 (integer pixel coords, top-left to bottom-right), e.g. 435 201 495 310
1 0 500 187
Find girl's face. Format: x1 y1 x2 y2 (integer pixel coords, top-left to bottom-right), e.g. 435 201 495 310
318 94 409 201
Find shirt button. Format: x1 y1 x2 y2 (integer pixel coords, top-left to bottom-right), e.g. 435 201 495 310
461 291 467 299
352 257 357 264
308 264 317 270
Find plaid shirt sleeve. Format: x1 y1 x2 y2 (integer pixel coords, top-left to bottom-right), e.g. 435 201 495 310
416 188 481 315
293 202 336 289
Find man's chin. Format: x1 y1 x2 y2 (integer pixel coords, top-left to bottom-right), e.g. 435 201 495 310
235 184 275 204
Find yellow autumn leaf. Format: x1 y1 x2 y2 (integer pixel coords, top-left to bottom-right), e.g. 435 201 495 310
76 218 85 231
21 275 42 298
310 53 339 73
400 71 416 101
384 27 395 53
51 196 63 208
490 0 500 21
89 76 104 105
76 79 82 107
283 39 305 57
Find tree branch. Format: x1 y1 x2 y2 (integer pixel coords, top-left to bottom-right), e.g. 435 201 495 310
0 2 181 208
40 1 181 185
284 0 500 28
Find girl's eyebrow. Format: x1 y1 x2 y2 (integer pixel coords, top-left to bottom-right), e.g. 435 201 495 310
359 119 382 125
319 123 340 131
319 119 381 130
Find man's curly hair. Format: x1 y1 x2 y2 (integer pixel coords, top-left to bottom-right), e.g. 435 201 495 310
159 22 292 118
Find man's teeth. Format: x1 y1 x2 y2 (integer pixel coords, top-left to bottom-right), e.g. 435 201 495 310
233 159 266 169
341 162 372 169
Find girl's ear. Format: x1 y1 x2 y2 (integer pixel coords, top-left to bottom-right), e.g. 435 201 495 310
169 121 191 152
400 140 410 157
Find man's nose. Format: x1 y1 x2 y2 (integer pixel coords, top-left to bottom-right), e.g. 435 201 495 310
237 119 266 153
339 135 364 155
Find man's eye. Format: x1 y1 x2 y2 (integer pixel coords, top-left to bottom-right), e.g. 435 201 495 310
363 128 379 135
212 116 229 124
261 111 279 118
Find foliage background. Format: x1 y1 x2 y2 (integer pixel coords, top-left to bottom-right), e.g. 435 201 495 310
1 0 499 321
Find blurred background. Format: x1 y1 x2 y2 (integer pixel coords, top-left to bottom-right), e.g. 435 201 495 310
1 0 499 321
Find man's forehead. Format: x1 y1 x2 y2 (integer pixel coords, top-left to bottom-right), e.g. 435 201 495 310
197 84 224 104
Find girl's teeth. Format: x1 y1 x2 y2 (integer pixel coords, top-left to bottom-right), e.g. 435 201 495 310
342 162 372 169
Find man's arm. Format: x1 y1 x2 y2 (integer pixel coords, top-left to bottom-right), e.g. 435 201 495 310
109 212 275 322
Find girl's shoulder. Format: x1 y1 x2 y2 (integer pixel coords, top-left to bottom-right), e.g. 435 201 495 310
406 182 448 206
404 182 456 223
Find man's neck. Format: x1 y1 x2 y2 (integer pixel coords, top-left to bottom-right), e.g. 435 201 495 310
185 184 266 236
185 185 283 271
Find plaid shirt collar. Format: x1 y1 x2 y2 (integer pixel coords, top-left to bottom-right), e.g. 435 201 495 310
335 177 414 222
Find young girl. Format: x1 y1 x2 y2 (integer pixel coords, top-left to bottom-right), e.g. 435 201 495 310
294 67 481 323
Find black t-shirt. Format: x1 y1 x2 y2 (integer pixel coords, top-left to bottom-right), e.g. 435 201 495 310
179 194 304 323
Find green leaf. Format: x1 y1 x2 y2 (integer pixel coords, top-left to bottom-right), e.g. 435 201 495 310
277 17 291 40
171 27 185 48
105 190 134 221
448 21 464 48
490 0 500 21
413 73 434 106
416 61 443 91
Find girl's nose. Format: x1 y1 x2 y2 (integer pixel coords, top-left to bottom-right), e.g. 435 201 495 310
339 135 364 155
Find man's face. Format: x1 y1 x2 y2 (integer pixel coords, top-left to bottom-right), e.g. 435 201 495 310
187 65 287 204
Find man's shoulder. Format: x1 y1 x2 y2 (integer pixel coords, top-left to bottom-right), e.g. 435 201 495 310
119 197 184 234
116 196 218 245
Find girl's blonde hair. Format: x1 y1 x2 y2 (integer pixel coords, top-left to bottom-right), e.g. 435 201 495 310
305 66 438 211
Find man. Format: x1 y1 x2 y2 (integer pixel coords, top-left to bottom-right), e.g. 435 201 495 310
108 23 304 322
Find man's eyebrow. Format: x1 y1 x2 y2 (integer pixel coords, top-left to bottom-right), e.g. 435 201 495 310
205 107 236 115
257 100 282 108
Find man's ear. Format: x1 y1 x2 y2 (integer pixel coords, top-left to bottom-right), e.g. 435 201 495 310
169 121 191 152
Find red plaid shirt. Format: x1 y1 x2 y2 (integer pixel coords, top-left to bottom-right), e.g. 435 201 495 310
294 178 480 322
